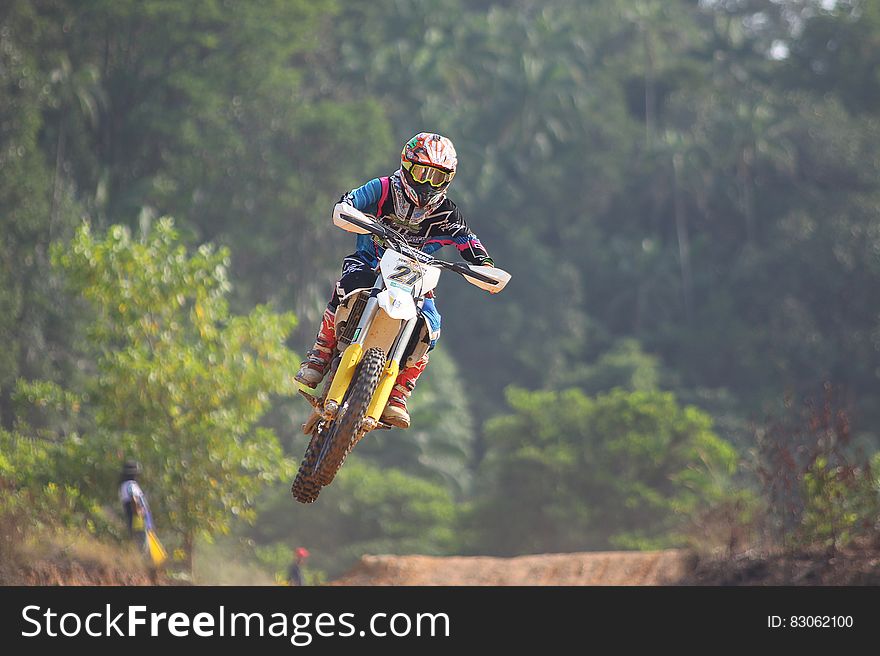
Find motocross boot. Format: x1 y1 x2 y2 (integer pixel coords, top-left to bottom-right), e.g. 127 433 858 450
295 308 337 388
381 354 429 429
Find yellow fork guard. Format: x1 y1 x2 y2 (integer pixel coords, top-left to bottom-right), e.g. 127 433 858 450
366 359 400 422
325 343 363 407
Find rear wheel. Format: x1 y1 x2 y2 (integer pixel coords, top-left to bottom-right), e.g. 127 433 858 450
314 346 385 486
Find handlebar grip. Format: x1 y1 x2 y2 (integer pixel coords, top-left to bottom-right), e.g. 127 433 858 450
452 262 500 285
340 212 387 238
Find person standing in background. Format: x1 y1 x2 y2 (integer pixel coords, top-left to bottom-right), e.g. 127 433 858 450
287 546 310 586
118 459 152 551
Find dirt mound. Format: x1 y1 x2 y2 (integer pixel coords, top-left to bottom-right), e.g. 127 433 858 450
331 550 692 586
332 547 880 586
680 548 880 585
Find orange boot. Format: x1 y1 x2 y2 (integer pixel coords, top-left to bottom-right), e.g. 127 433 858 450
380 354 429 429
295 308 337 388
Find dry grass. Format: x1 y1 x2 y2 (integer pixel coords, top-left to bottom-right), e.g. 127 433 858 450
192 539 277 585
18 528 148 572
0 508 153 585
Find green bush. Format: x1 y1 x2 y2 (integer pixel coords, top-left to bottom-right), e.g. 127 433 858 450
798 455 879 550
465 386 740 555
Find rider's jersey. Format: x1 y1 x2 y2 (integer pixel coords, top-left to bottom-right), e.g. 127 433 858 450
340 171 493 268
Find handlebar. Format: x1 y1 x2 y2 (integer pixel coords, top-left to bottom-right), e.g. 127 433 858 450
337 209 504 288
337 211 387 239
430 260 498 284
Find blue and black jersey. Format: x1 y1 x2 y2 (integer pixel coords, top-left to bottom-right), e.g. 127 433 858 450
340 171 493 269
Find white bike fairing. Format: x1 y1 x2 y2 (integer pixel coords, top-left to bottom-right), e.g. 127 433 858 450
377 288 417 320
376 250 441 321
378 250 441 294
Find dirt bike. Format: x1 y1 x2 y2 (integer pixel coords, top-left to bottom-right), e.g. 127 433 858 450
291 204 511 503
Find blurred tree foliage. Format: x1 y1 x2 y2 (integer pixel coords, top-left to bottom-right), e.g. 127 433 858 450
2 0 879 570
753 385 880 552
465 386 738 555
0 2 83 429
48 219 299 569
320 0 880 452
355 347 476 496
249 460 458 579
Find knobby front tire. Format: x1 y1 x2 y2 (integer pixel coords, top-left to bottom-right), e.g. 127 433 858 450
291 423 326 504
314 346 386 487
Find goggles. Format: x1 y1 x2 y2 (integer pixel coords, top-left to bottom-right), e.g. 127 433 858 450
403 161 454 188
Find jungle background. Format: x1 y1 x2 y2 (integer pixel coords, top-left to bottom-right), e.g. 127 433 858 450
1 0 878 584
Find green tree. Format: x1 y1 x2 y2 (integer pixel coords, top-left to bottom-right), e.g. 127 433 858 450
552 338 661 394
800 455 880 550
0 2 82 429
321 0 880 458
30 0 394 322
52 218 298 569
249 460 458 579
356 347 476 495
783 0 880 115
467 386 738 555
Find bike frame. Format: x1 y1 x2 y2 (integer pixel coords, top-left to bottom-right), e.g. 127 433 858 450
323 263 425 429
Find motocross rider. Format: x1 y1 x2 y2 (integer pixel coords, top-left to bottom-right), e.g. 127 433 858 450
295 133 495 429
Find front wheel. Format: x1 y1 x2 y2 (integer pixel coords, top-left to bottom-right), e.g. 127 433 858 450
291 422 326 504
314 346 386 486
291 354 341 504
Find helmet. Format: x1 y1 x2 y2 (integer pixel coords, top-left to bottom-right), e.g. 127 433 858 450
122 459 142 479
399 133 457 208
296 547 310 559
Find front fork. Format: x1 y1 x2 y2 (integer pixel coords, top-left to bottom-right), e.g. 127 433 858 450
363 311 419 428
322 276 384 419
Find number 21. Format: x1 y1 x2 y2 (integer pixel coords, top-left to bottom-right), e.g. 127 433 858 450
388 264 421 285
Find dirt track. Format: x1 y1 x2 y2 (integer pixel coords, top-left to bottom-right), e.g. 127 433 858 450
8 543 878 586
331 550 692 586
